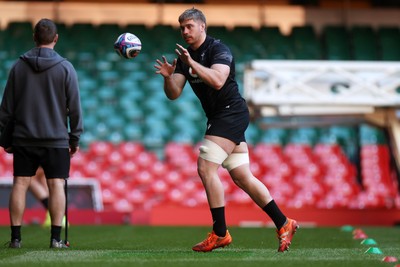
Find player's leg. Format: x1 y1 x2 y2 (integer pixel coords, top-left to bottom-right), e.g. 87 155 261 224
225 142 299 252
29 168 49 209
46 178 66 246
192 136 234 252
8 146 38 248
8 176 32 248
42 148 70 248
29 167 54 227
197 157 225 209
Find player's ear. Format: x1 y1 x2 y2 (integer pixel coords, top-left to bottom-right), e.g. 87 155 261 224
53 34 59 44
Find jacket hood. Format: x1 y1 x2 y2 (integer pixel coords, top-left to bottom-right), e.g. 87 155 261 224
20 47 65 72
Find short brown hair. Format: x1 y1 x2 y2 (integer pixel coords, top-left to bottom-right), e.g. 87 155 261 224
178 8 206 26
33 18 57 45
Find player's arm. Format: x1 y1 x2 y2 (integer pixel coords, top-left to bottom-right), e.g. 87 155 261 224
155 56 186 100
164 73 186 100
175 44 229 90
190 61 229 90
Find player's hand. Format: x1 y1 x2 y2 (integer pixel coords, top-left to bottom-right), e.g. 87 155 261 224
69 146 79 157
175 43 191 65
155 56 177 78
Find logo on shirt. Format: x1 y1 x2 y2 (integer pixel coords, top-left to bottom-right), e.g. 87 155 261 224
189 67 198 78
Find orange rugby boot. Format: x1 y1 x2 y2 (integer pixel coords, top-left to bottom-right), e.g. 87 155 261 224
192 230 232 252
277 218 299 252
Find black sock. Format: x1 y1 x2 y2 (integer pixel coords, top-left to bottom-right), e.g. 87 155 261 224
262 200 287 230
211 206 227 237
51 225 62 242
41 198 49 210
11 225 21 241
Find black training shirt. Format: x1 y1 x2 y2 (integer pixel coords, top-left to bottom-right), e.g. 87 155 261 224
175 36 246 119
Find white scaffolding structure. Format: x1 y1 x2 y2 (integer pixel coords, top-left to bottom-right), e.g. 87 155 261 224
244 60 400 116
244 60 400 172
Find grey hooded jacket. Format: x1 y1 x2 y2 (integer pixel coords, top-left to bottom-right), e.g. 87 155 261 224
0 47 83 148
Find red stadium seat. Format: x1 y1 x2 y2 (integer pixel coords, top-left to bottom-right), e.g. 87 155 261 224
88 141 113 157
118 142 145 159
113 198 133 213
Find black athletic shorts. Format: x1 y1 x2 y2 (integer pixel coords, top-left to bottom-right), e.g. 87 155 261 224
205 99 250 145
13 146 70 178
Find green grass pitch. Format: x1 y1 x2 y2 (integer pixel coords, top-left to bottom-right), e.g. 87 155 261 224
0 225 399 267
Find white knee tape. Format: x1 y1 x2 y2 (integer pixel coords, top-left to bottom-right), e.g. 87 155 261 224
222 153 249 171
199 139 228 164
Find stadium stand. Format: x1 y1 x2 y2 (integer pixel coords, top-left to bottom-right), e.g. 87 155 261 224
0 19 399 224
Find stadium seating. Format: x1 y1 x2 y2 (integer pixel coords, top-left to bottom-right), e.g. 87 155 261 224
377 26 400 61
291 25 321 59
0 22 399 212
322 25 351 60
350 25 379 61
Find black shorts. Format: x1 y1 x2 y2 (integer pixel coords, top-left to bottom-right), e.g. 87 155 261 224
205 100 250 145
13 146 70 178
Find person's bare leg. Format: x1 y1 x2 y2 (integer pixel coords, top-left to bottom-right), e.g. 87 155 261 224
229 164 273 207
46 178 65 226
9 176 32 226
197 157 225 208
29 177 49 201
228 143 298 252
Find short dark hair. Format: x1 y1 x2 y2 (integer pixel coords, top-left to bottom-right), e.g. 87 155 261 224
33 18 57 45
178 8 206 26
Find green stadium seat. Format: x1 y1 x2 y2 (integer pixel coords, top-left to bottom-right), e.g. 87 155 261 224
81 96 100 112
171 116 202 141
258 128 289 145
288 127 320 145
377 26 400 61
6 21 32 37
66 23 98 52
79 78 98 92
0 28 6 48
98 23 123 44
291 25 321 59
207 26 231 43
107 115 126 131
322 25 351 60
119 88 145 105
4 21 33 55
97 86 117 103
79 131 97 149
96 105 117 121
122 107 144 122
107 131 124 144
143 117 171 139
232 26 266 61
259 26 292 59
245 123 261 145
123 124 143 141
54 22 69 53
360 124 387 145
94 121 111 140
350 26 378 61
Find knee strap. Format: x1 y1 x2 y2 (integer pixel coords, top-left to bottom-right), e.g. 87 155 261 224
222 153 249 171
199 139 228 165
